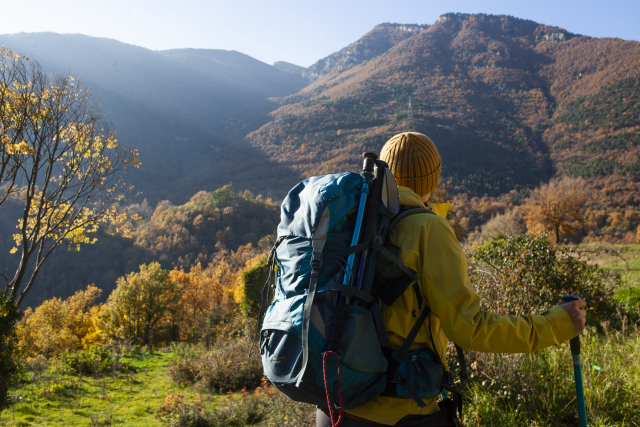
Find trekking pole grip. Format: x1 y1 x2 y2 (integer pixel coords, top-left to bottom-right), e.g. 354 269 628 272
561 294 582 355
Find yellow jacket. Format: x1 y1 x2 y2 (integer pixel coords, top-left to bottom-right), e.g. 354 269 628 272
345 187 576 425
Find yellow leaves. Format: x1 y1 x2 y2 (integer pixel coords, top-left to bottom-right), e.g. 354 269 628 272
10 191 101 253
16 285 104 358
9 247 17 254
6 140 36 155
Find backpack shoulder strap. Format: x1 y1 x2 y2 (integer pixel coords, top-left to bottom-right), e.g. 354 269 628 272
388 207 435 231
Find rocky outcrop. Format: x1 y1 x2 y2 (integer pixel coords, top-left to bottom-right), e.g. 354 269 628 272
301 23 428 82
534 25 573 42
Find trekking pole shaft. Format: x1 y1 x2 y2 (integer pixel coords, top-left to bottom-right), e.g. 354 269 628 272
344 182 370 286
562 294 587 427
327 154 376 352
572 350 587 427
328 178 369 351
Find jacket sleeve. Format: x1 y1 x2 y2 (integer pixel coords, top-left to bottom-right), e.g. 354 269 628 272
410 217 576 353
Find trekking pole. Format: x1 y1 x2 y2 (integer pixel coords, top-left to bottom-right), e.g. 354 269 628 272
326 153 376 352
561 294 587 427
344 153 377 289
352 156 387 304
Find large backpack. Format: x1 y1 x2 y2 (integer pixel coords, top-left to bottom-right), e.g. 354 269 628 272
255 154 466 424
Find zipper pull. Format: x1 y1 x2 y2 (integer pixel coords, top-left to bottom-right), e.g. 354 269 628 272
412 355 423 374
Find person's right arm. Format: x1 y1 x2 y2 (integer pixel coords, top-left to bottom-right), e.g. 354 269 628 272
397 215 579 353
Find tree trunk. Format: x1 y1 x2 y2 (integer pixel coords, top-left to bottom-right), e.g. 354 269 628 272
555 226 560 245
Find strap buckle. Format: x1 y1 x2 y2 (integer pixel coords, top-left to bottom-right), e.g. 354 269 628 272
311 253 322 270
389 373 403 384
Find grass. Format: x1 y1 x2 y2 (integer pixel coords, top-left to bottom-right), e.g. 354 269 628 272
1 350 222 427
462 325 640 426
4 331 640 427
566 243 640 308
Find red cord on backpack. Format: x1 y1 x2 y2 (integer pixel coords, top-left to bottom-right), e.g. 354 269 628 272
323 351 343 427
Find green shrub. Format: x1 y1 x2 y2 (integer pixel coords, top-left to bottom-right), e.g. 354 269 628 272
0 295 23 409
470 234 621 325
157 393 212 427
168 338 263 393
58 347 129 375
158 380 315 427
241 258 270 317
615 286 640 310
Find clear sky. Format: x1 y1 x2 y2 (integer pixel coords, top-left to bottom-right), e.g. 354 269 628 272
1 0 638 67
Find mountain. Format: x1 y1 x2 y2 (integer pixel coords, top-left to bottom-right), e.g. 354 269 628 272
246 13 640 209
273 61 306 75
0 33 306 203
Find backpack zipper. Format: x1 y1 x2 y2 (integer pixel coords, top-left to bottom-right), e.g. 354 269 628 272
412 355 423 374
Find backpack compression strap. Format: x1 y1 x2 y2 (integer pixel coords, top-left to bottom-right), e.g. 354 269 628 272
297 206 331 387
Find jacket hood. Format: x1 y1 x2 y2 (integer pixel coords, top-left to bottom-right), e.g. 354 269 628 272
397 186 426 209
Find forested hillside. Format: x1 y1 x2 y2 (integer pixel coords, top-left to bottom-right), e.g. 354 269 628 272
247 13 640 208
0 187 279 308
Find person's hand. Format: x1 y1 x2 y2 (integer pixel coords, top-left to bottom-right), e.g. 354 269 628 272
558 298 587 335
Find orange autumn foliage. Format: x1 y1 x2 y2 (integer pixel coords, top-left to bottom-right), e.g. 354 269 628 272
17 285 106 359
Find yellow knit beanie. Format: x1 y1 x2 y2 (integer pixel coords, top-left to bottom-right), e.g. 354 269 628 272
380 132 441 197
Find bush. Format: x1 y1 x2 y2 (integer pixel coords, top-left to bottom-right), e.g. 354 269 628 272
208 380 315 427
168 313 263 392
0 295 23 409
57 347 129 375
240 258 270 317
17 285 105 360
157 393 212 427
168 338 263 393
470 234 620 325
158 379 315 427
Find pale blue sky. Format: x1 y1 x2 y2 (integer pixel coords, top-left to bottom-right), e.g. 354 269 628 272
1 0 638 67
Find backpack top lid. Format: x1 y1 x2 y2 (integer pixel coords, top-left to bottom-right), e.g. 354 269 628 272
277 168 401 242
277 172 363 241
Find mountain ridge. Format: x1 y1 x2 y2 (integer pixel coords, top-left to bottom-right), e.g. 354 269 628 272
246 13 640 208
0 32 306 204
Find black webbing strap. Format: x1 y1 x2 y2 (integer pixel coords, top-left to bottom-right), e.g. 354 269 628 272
389 207 435 231
456 345 470 384
398 376 427 408
371 300 390 347
341 241 371 258
297 253 321 387
412 282 423 310
386 306 432 398
444 383 464 421
387 307 431 408
328 283 374 304
248 242 279 358
372 240 419 283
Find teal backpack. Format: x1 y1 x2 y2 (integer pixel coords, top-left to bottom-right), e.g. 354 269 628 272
255 154 466 425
